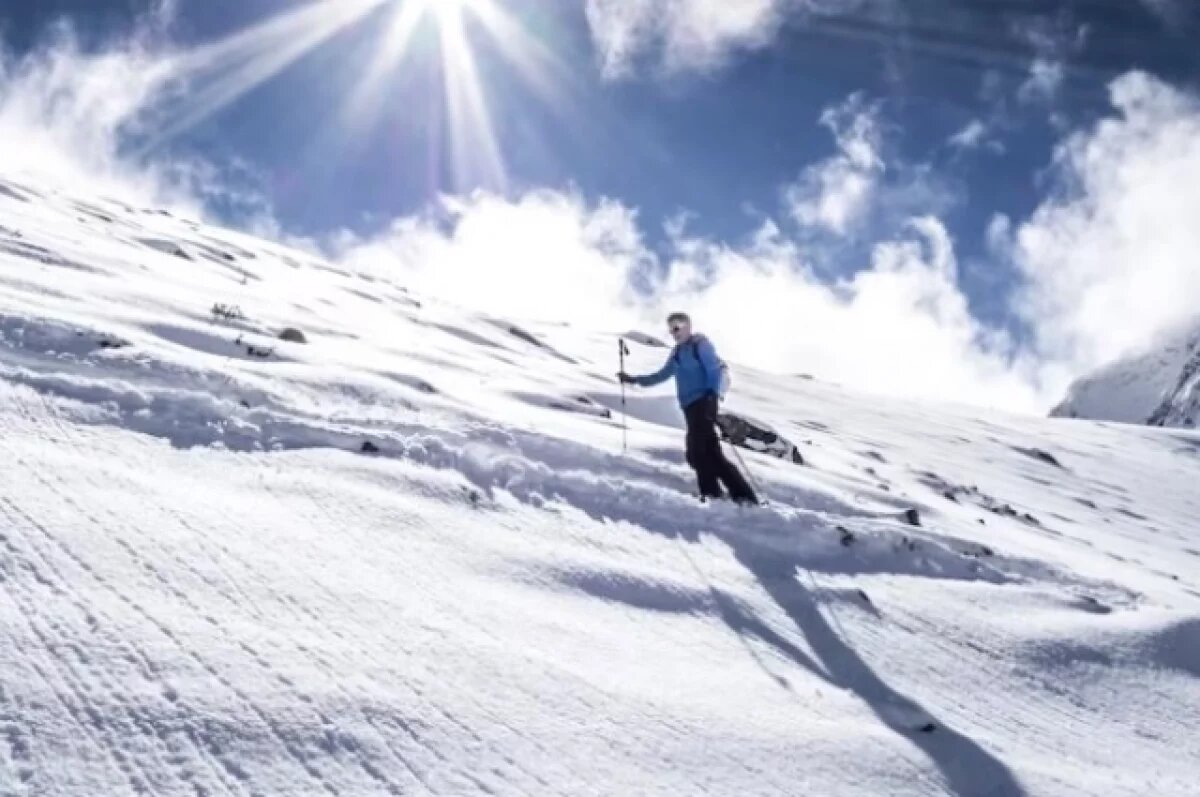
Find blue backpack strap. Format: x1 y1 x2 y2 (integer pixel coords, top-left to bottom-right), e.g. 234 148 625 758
681 336 707 379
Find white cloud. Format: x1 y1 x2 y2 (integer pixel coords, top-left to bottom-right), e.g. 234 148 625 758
1018 58 1065 106
786 94 884 235
1139 0 1185 26
1009 71 1200 372
334 188 1044 412
586 0 786 79
948 119 1004 155
1009 14 1086 111
785 94 957 245
0 3 298 222
335 190 652 327
655 216 1043 410
584 0 881 79
949 119 987 149
0 19 174 198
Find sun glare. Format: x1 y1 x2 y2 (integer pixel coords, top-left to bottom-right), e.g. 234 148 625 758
144 0 568 196
428 0 475 20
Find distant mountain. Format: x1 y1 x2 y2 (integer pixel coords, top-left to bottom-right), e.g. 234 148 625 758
1052 321 1200 429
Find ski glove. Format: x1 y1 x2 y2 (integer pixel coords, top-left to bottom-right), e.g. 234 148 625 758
617 372 636 385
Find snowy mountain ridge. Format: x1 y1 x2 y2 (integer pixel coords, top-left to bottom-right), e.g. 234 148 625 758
0 171 1199 796
1052 320 1200 429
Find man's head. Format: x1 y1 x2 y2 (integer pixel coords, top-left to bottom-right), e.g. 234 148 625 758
667 312 692 343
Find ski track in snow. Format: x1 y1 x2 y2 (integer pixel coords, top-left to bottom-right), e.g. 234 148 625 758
0 174 1198 795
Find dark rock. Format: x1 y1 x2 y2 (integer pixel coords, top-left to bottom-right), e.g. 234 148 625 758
1078 595 1113 614
360 441 380 454
623 330 668 348
903 508 921 527
96 335 130 350
211 303 245 321
856 589 872 605
717 411 804 465
507 325 545 348
1014 446 1064 469
549 397 611 419
278 327 308 344
917 723 937 734
838 526 855 547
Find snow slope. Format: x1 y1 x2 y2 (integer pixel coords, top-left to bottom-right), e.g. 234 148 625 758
1 172 1199 797
1052 321 1200 429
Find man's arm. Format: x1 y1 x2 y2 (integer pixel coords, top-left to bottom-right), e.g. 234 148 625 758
633 354 678 387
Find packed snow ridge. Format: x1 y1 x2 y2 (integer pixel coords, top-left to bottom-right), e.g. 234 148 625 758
0 172 1198 797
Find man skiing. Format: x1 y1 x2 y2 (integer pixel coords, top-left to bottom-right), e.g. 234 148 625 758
619 313 759 505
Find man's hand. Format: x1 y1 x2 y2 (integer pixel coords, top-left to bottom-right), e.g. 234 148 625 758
617 372 636 385
703 391 720 422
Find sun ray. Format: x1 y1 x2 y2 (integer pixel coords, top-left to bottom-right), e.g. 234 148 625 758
436 1 507 192
466 0 572 108
140 0 572 199
339 0 427 132
143 0 385 151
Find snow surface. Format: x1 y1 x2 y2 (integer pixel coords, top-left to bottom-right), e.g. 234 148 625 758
1052 320 1200 428
1 173 1199 796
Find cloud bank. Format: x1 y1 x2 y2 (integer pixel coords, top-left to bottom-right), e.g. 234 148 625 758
1009 72 1200 369
336 70 1200 413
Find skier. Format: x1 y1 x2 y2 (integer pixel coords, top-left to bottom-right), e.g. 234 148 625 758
619 313 759 505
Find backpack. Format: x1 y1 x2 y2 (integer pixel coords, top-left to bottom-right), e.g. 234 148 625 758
674 336 732 400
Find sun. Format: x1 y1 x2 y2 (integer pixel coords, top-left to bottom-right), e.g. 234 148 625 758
350 0 565 193
147 0 568 195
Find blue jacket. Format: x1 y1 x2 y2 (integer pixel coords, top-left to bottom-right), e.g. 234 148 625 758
634 334 722 409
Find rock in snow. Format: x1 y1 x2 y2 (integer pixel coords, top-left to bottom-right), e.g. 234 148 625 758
717 411 805 465
278 327 308 344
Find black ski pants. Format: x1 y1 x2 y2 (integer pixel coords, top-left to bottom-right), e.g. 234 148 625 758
684 394 758 503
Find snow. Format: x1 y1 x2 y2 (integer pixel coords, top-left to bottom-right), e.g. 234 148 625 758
1053 320 1200 428
1 172 1199 796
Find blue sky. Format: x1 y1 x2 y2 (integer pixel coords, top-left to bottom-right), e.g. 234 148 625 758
1 0 1199 412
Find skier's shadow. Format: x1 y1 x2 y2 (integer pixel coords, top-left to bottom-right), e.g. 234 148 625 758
706 540 1027 797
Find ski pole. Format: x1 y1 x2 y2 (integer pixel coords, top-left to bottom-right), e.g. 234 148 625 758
618 338 630 452
728 441 767 504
